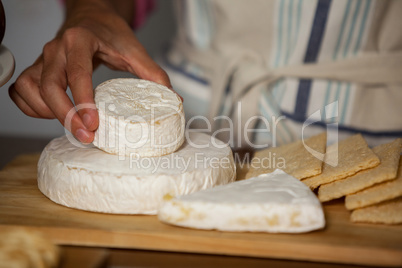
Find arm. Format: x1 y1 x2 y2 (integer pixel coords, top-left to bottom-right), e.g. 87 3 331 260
9 0 172 143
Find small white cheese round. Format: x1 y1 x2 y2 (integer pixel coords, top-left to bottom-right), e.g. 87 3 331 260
93 78 185 157
38 132 236 215
158 170 325 233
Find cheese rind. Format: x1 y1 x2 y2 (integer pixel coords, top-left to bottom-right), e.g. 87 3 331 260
93 78 185 157
158 170 325 233
38 132 235 215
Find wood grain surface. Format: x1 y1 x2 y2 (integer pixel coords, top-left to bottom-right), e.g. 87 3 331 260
0 154 401 267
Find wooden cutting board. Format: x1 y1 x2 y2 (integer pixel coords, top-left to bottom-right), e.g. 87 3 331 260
0 154 401 267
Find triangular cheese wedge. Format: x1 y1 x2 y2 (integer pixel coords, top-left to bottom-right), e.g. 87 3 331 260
158 170 325 233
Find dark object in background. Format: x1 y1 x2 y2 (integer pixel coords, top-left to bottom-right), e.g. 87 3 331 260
0 0 5 45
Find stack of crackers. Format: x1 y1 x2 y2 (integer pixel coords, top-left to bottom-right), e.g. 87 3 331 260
246 133 402 224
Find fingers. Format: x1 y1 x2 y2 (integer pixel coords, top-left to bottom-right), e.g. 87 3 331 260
129 47 184 102
10 19 183 146
96 30 183 101
9 85 42 118
10 61 56 119
65 29 99 132
133 53 184 102
11 44 95 144
131 51 172 87
41 40 94 144
128 51 184 102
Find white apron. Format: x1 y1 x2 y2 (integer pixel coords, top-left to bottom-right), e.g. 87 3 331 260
159 0 402 148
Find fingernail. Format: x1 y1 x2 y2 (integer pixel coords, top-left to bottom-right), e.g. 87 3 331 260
76 128 91 144
83 113 92 129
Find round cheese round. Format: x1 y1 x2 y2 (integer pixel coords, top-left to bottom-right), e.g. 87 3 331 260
38 132 236 215
93 78 185 157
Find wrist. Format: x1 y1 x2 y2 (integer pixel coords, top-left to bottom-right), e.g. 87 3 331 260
64 0 134 25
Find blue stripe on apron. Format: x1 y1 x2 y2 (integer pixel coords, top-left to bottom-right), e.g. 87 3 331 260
281 110 402 137
293 0 332 121
340 0 371 124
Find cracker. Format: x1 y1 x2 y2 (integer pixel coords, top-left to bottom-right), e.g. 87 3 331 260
302 134 380 190
345 158 402 210
318 139 402 202
350 197 402 224
245 133 326 180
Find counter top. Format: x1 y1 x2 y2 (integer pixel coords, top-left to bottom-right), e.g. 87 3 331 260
0 153 401 267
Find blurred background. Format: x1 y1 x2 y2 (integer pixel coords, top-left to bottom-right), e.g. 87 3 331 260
0 0 175 167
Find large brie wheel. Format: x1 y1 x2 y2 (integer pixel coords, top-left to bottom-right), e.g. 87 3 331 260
38 132 236 214
93 78 185 157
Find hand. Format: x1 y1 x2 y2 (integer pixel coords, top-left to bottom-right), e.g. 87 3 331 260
9 0 175 143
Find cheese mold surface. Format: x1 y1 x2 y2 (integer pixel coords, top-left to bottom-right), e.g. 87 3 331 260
158 170 325 233
93 78 185 157
38 132 235 215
